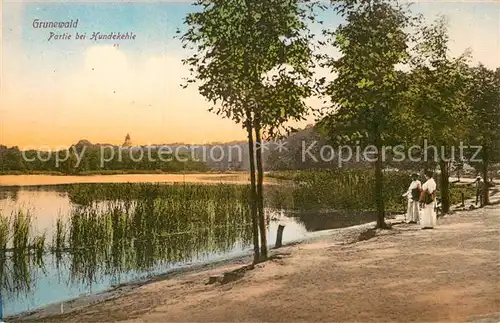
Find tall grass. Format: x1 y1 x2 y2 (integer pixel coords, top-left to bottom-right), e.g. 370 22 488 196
0 209 47 260
52 216 66 253
0 213 8 252
1 183 254 289
60 183 254 285
267 169 408 212
0 209 46 298
12 210 31 254
268 169 477 213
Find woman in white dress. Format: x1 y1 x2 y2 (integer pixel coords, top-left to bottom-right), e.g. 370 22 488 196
402 173 421 224
419 170 437 229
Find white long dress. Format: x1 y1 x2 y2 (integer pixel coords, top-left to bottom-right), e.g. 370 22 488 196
420 178 437 228
403 180 421 223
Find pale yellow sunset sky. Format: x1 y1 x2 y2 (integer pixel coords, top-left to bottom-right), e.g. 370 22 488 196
0 0 499 149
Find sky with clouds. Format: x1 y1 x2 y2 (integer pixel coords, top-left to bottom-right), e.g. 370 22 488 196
0 0 499 148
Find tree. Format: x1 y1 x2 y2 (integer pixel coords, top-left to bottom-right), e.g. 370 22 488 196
318 0 412 228
251 2 319 259
180 0 317 262
409 15 471 213
466 65 500 204
0 147 26 171
179 0 261 262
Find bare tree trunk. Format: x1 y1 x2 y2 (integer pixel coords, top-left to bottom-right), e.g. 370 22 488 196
254 121 268 261
275 225 285 248
245 119 260 264
482 146 490 205
240 0 259 262
439 159 450 214
374 156 386 228
374 132 387 229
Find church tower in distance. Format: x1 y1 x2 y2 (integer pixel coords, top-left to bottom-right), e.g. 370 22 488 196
122 133 132 147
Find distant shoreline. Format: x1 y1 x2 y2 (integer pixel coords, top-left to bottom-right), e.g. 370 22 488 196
0 172 281 187
0 170 243 176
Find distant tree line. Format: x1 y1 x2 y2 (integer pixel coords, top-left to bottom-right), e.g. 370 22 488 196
0 143 207 174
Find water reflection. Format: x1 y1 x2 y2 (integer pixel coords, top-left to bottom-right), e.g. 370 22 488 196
61 197 253 289
294 210 379 232
0 254 43 300
0 187 21 202
0 184 256 316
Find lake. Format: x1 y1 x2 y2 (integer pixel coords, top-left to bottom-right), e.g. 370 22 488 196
0 173 277 187
0 176 379 317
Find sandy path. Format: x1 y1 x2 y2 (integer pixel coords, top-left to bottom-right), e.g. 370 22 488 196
16 200 500 322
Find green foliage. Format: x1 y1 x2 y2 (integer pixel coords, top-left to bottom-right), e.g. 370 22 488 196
407 15 477 212
180 0 318 136
63 184 254 276
446 184 476 206
407 15 472 150
318 0 412 147
180 0 321 261
268 169 476 212
0 209 48 264
53 216 66 254
0 146 26 171
0 184 255 296
317 0 415 227
0 213 8 252
12 210 32 254
465 65 500 171
68 182 251 206
269 169 408 212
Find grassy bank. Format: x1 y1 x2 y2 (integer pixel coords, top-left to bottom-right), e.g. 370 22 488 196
267 170 476 212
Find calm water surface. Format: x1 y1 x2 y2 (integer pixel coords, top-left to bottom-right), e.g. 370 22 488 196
0 180 377 317
0 173 277 187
